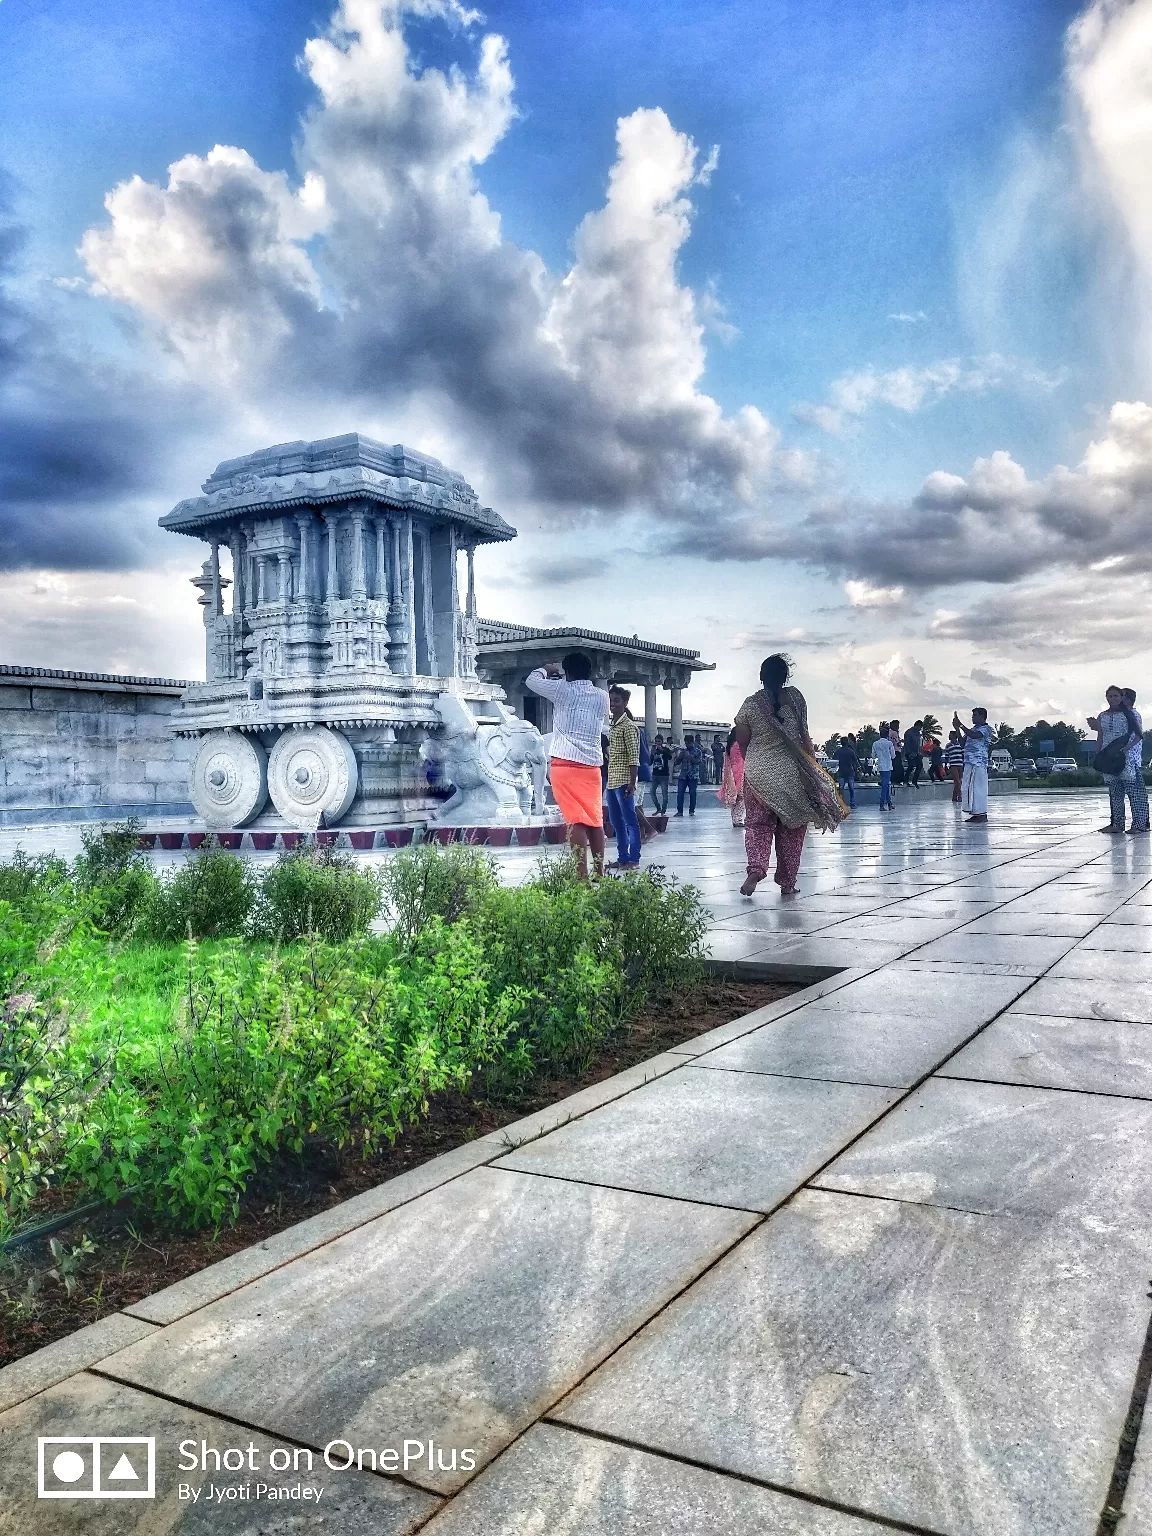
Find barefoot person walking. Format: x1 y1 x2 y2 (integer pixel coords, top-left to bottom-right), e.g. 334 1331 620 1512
732 655 848 897
527 653 610 880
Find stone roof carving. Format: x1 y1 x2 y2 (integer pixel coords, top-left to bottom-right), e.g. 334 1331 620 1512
476 619 711 668
160 433 516 545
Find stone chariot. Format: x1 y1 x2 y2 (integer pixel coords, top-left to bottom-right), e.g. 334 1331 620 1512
161 434 556 833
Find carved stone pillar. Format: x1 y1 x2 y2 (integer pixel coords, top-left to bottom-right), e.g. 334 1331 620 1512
387 518 411 673
375 519 387 600
669 684 684 746
351 512 367 599
403 515 418 674
277 553 291 604
644 683 658 743
256 556 270 608
458 542 479 680
228 531 245 614
295 515 310 600
326 517 338 601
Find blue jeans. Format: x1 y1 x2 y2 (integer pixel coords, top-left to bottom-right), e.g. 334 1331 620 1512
879 771 892 809
651 776 669 813
838 773 855 808
606 786 641 864
676 777 697 814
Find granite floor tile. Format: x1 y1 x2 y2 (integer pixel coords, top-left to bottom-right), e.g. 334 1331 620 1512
420 1422 880 1535
1122 1416 1152 1536
1101 905 1152 925
1006 975 1152 1022
724 936 915 969
939 1012 1152 1099
811 914 973 944
956 911 1100 938
0 1370 437 1532
706 908 846 935
908 931 1078 971
1074 923 1152 952
1050 947 1152 982
495 1066 899 1212
804 966 1033 1019
98 1168 754 1495
815 1076 1152 1227
702 928 786 963
998 890 1122 916
695 1005 979 1089
556 1188 1146 1536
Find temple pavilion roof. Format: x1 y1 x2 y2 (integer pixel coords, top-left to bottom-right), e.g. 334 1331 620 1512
160 434 516 545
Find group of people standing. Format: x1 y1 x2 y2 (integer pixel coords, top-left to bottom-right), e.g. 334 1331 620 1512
527 650 848 892
1090 686 1149 834
868 713 993 821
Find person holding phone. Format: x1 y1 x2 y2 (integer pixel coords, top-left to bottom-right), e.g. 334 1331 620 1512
527 653 610 879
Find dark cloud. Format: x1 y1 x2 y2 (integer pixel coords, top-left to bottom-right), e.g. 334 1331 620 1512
0 175 209 571
930 575 1152 662
970 666 1012 687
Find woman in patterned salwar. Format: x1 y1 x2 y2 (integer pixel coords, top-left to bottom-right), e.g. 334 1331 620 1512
731 655 848 897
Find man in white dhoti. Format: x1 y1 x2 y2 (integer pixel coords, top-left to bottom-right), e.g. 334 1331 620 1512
953 707 994 822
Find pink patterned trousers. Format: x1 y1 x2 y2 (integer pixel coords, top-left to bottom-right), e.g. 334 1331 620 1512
744 786 807 890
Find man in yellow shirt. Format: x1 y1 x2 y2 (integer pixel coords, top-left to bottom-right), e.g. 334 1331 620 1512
606 685 642 870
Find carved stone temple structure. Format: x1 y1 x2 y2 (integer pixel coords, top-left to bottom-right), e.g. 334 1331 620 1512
161 434 536 831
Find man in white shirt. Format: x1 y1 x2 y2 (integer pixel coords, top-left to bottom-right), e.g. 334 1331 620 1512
954 707 994 822
526 653 610 879
872 726 894 810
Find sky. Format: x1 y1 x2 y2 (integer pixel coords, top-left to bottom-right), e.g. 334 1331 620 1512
1 0 1150 736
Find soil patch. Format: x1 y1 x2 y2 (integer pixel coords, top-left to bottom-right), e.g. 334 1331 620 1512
1 977 792 1368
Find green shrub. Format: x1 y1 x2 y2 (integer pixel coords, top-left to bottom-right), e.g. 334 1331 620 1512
72 820 158 938
378 844 499 944
0 994 110 1244
0 849 72 911
250 846 383 942
67 928 518 1229
474 882 620 1077
143 844 256 941
591 866 708 1014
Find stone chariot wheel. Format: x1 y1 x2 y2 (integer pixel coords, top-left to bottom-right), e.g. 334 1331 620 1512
190 730 269 828
268 726 358 830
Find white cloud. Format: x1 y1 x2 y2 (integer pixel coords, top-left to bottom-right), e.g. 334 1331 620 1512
794 354 1066 436
1067 0 1152 339
844 579 905 608
76 0 789 524
887 311 927 323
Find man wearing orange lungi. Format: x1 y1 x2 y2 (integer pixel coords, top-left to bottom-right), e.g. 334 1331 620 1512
527 653 610 881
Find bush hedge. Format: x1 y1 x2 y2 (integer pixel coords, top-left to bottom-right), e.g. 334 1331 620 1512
0 835 709 1235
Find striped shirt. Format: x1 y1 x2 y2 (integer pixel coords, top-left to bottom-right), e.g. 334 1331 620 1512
944 740 965 769
526 669 609 766
607 714 641 790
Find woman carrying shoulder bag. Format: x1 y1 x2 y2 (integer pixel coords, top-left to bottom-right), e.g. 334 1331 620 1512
1089 685 1147 833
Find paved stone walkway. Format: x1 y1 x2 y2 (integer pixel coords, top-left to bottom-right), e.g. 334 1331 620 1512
3 790 1152 1533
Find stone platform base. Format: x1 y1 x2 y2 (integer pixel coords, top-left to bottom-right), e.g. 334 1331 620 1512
847 778 1021 805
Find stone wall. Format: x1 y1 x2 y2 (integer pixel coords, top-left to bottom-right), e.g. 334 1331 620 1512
0 666 197 827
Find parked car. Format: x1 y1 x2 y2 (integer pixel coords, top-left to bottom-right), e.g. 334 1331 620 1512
1034 756 1055 774
1012 758 1037 775
1050 757 1080 773
989 748 1014 774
